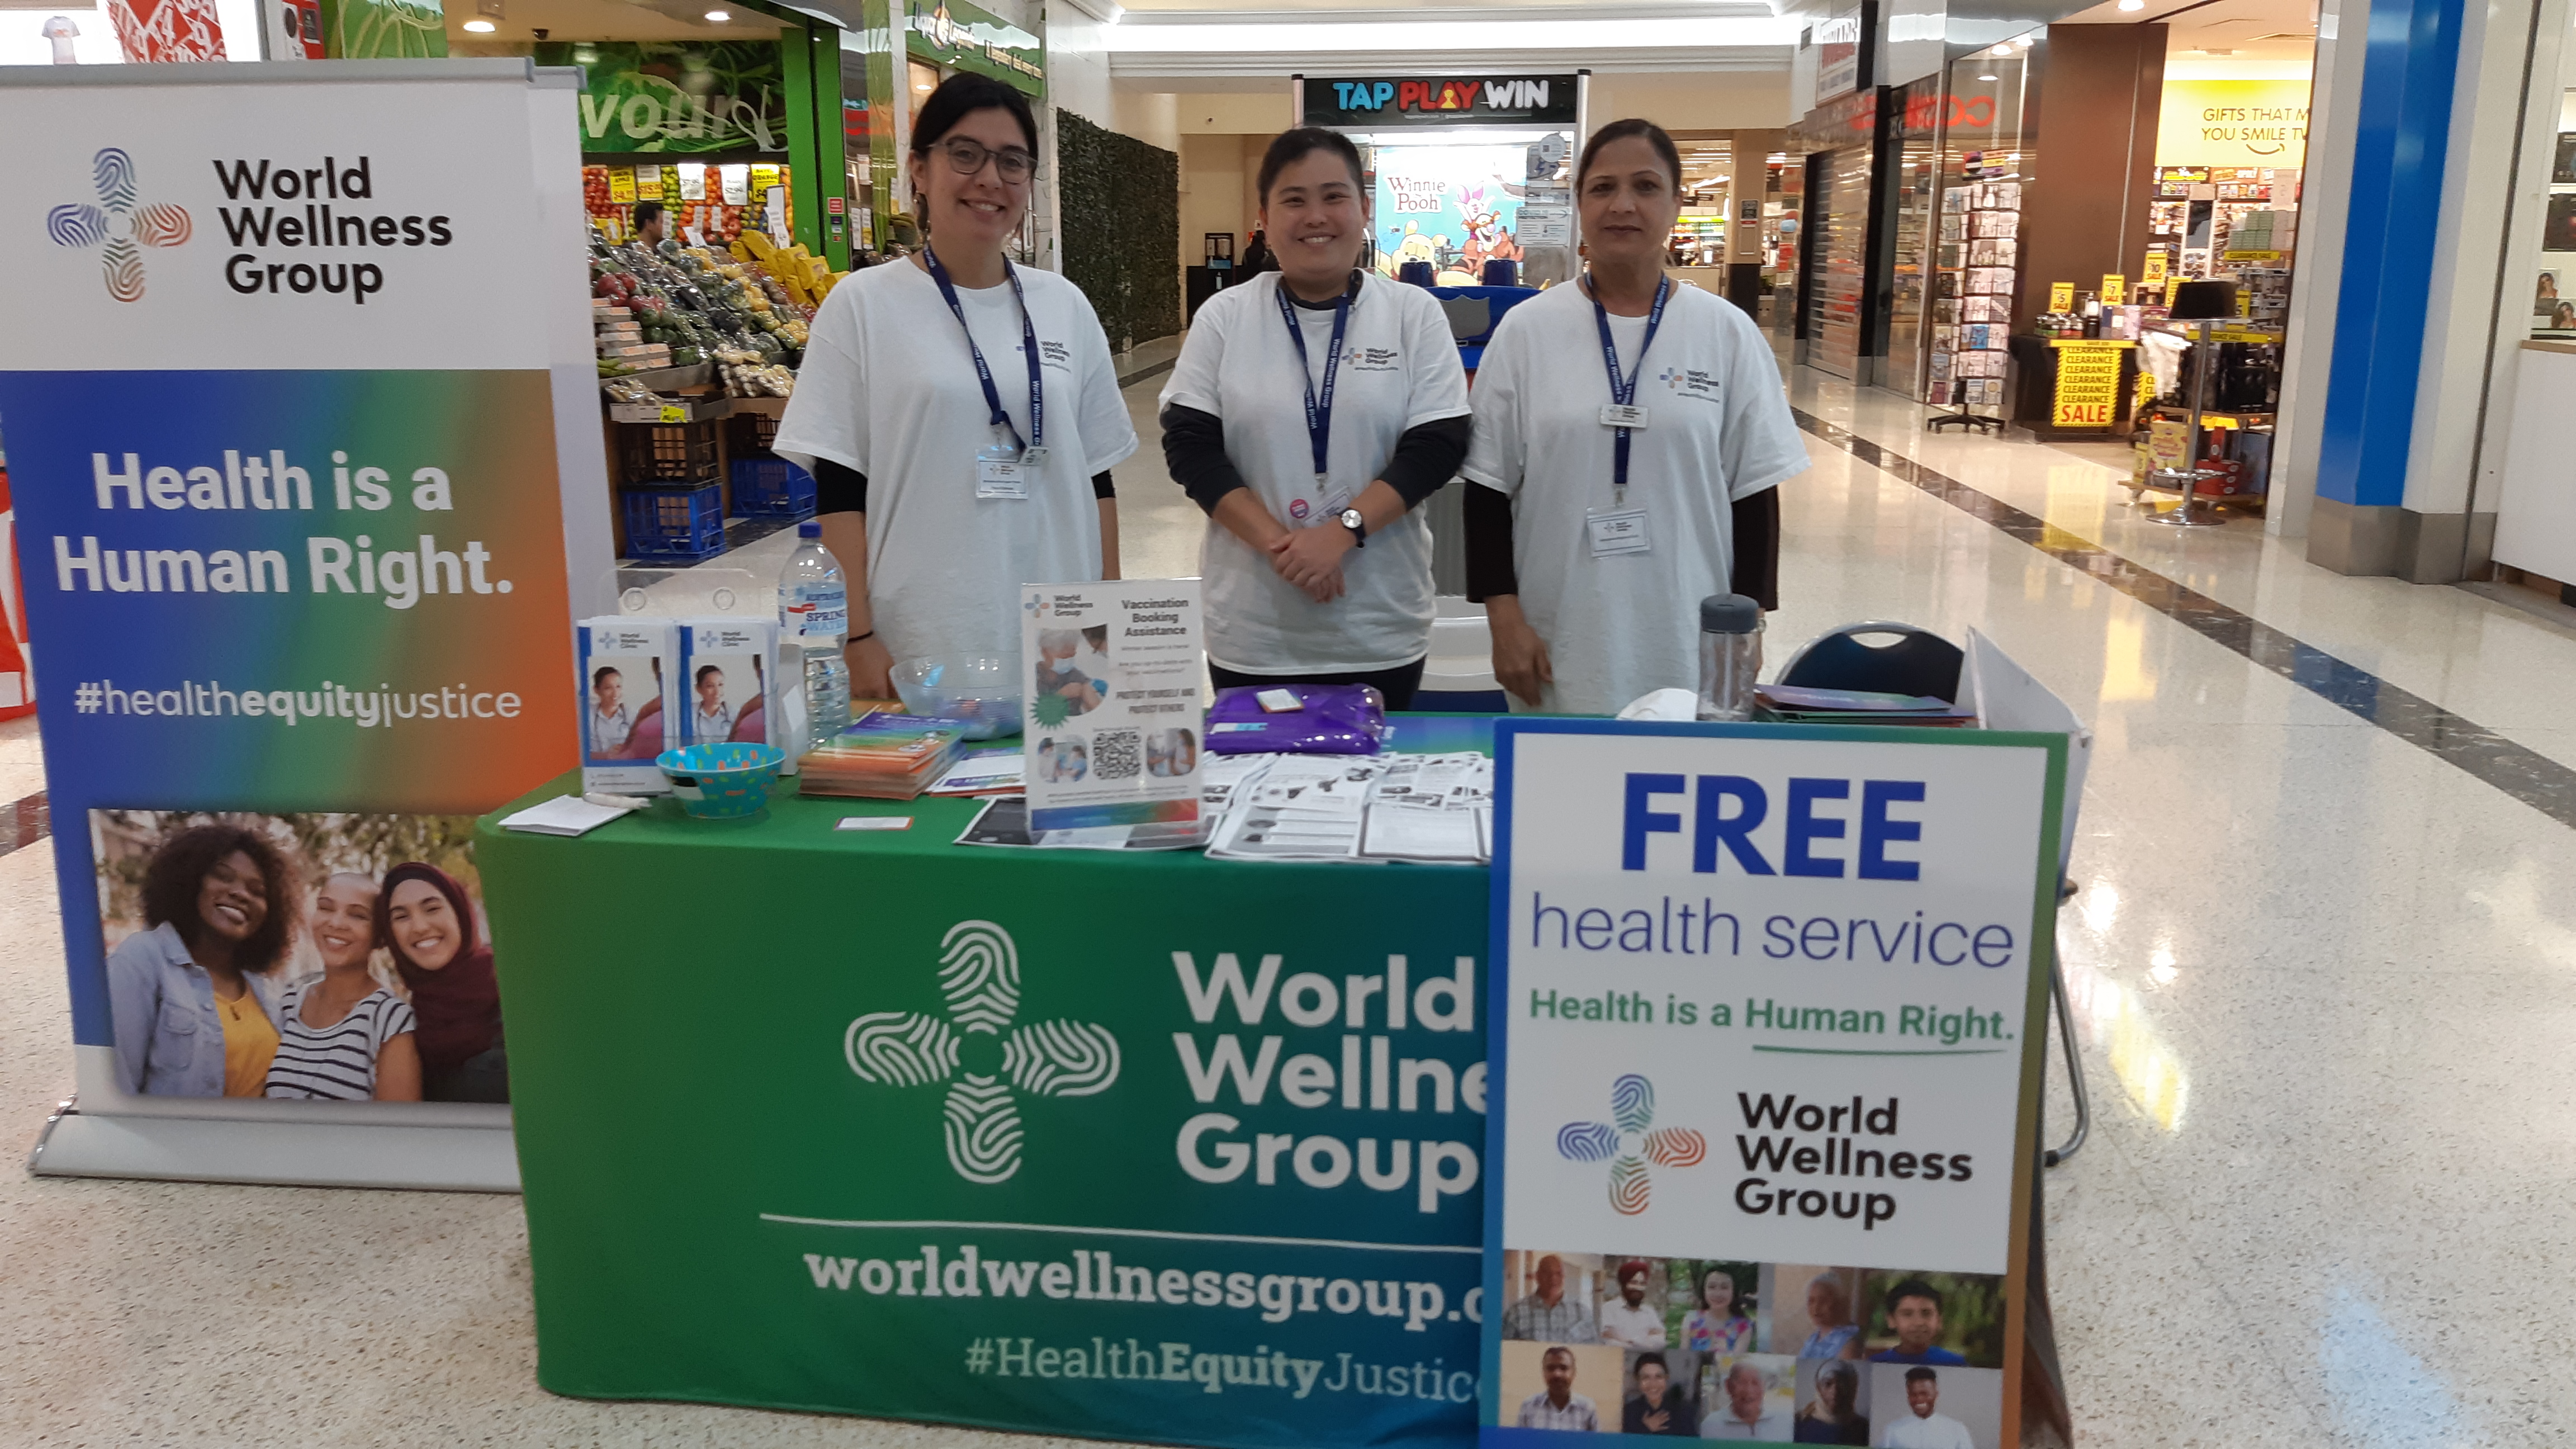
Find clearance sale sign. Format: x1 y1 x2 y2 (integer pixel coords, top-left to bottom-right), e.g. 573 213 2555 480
1481 721 2064 1449
0 63 609 1158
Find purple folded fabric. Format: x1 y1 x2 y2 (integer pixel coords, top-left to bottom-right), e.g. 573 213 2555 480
1204 684 1389 755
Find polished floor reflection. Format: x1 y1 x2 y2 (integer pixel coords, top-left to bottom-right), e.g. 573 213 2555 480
1 363 2571 1446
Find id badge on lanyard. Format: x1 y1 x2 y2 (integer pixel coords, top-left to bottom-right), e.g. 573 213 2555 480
1278 276 1355 525
1586 273 1670 556
928 246 1047 501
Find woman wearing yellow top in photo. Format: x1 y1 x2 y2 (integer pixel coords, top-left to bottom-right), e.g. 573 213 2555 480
105 823 299 1097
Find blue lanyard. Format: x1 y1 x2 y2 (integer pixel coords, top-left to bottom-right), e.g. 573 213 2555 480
1275 272 1357 486
925 245 1043 455
1587 273 1670 496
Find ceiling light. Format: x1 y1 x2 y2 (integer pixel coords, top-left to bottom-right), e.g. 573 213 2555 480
704 7 729 17
2198 46 2235 53
1977 72 1998 80
462 17 495 30
2119 0 2145 8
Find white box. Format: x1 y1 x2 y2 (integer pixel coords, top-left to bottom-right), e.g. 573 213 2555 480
675 618 788 771
577 617 680 792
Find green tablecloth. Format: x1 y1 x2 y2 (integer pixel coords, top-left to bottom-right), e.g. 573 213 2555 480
481 726 1495 1447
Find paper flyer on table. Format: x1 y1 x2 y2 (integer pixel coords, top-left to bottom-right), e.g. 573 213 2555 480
1020 580 1205 833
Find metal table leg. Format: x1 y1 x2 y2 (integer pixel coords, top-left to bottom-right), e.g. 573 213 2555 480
2044 957 2090 1167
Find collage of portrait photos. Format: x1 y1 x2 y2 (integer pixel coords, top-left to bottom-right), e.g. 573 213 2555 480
1496 1254 2005 1446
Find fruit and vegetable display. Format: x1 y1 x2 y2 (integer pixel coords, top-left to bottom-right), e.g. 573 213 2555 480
583 164 763 246
591 234 831 379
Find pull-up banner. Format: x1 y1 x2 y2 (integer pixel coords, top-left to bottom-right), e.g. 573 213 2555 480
1304 74 1579 129
1481 721 2063 1449
0 60 610 1189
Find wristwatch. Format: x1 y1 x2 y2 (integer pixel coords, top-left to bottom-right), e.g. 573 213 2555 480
1339 507 1367 547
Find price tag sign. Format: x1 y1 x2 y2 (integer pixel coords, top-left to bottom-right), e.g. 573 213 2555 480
2048 282 2074 311
2100 273 2128 305
2141 252 2170 286
658 405 687 423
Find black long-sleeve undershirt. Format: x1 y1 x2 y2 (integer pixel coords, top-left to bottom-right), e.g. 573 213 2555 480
813 457 1115 515
1463 482 1780 612
1159 406 1469 517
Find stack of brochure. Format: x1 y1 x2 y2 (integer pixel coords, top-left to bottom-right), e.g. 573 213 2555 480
1753 684 1977 727
799 712 964 799
1204 752 1493 864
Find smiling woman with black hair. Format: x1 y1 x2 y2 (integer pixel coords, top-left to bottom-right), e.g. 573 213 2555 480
1158 126 1471 707
775 73 1138 699
106 822 298 1097
1462 117 1808 715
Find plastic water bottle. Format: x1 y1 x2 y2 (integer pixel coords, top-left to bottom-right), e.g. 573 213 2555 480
1697 593 1764 722
781 521 851 744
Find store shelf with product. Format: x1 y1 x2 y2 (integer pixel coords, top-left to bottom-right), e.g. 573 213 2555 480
589 228 842 562
1925 178 2023 430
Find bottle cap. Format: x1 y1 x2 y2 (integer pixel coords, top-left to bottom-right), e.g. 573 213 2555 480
798 520 822 538
1699 593 1761 633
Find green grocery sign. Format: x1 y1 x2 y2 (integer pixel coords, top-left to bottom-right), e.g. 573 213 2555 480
537 40 790 154
908 0 1044 95
320 0 447 58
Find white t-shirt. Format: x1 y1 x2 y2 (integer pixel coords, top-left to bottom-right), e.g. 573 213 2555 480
1596 1296 1668 1347
1461 279 1808 715
776 260 1139 664
1160 272 1470 673
1882 1410 1974 1449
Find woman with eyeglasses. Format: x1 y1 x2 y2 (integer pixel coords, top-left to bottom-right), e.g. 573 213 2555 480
1462 119 1808 715
777 74 1139 698
1158 127 1470 707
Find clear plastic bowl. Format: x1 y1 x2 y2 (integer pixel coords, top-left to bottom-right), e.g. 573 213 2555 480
891 655 1024 740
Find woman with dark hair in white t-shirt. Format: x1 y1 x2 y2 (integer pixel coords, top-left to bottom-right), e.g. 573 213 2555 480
1462 118 1810 715
264 872 420 1101
775 73 1139 699
1158 127 1471 708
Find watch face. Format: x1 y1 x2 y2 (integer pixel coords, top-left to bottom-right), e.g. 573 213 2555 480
1341 509 1366 529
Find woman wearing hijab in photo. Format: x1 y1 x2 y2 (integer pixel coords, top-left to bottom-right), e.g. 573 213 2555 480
264 872 422 1102
107 823 299 1097
380 861 506 1103
1682 1267 1756 1355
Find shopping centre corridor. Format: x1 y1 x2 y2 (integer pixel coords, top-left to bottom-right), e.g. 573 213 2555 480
2 359 2572 1447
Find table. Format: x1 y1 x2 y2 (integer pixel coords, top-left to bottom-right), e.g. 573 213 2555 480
481 721 1495 1448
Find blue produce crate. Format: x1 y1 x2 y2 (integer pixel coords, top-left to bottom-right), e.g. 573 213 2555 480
731 456 817 518
622 480 726 561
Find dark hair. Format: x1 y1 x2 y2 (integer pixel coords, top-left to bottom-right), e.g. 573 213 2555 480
633 199 665 229
140 823 297 974
591 666 619 689
694 664 722 686
1576 117 1682 190
1257 126 1365 203
1884 1278 1943 1315
1905 1367 1939 1385
378 861 481 968
911 72 1039 157
1632 1352 1668 1375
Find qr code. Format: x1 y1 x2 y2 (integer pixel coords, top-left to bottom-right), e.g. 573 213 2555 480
1092 728 1142 781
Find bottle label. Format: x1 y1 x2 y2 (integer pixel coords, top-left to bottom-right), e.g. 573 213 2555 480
786 581 848 640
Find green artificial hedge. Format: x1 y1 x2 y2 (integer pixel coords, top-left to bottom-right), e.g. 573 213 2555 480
1058 108 1180 348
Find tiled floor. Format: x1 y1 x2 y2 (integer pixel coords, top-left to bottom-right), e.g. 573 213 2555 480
6 359 2574 1446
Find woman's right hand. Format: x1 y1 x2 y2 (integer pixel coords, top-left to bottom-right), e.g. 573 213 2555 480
847 632 896 702
1487 598 1552 707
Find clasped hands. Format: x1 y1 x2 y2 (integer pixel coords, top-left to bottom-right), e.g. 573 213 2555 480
1267 520 1355 603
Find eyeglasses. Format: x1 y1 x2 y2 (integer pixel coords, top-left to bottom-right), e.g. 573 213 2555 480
937 136 1038 184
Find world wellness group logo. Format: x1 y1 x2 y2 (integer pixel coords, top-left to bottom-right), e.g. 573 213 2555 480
46 148 191 303
1556 1073 1706 1214
844 920 1123 1184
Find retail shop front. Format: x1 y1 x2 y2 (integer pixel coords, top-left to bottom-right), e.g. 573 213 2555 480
1785 85 1885 382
